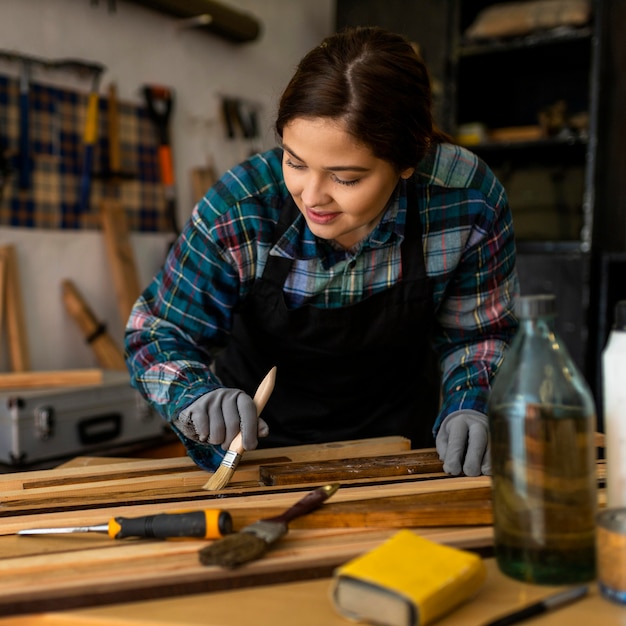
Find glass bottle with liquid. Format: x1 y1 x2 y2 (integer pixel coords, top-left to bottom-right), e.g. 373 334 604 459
488 294 597 584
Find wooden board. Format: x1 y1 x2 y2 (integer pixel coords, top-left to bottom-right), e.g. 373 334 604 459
0 475 492 536
61 279 126 370
0 437 498 615
259 448 444 485
0 369 103 390
0 245 30 372
0 523 493 616
100 198 141 325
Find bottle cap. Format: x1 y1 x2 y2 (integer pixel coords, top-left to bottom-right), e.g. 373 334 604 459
615 301 626 330
516 294 556 318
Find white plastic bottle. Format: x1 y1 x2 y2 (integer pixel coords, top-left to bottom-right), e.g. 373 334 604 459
603 300 626 508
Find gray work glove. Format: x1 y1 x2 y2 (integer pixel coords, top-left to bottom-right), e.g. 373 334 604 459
435 410 491 477
175 388 269 451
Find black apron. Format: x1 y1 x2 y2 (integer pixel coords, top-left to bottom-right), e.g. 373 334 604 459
215 179 440 449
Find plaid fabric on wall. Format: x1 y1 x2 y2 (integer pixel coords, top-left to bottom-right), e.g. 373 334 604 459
0 74 170 232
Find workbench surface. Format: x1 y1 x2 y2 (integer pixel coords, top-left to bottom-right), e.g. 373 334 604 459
0 559 622 626
0 436 617 625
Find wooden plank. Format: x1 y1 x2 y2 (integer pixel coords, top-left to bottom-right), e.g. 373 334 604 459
292 485 493 527
0 438 415 514
2 558 616 626
0 437 410 491
0 245 30 372
100 198 141 324
259 449 444 485
0 369 103 390
245 435 411 463
0 525 493 616
0 473 456 516
61 279 126 371
0 476 492 535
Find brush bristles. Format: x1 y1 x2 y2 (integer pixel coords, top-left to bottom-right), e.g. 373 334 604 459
203 463 236 491
198 532 268 568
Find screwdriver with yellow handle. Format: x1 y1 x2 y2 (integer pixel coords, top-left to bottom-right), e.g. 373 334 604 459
17 509 232 540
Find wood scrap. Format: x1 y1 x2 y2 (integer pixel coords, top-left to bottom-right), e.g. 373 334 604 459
100 198 141 324
61 279 126 370
0 245 30 372
259 449 445 485
0 368 103 390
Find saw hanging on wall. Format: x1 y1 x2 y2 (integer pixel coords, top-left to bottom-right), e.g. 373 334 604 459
127 0 261 43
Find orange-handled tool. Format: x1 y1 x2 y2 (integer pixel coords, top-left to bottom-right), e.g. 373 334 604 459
142 84 179 235
78 68 104 212
18 509 232 540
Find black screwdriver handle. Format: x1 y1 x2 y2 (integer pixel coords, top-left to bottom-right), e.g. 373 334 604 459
109 510 232 540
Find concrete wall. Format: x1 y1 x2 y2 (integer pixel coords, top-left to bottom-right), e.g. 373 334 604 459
0 0 335 371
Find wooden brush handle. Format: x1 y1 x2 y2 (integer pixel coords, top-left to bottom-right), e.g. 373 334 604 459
267 484 340 525
229 366 277 456
254 366 277 414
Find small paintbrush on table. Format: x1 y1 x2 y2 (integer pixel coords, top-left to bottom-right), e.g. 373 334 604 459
198 483 340 568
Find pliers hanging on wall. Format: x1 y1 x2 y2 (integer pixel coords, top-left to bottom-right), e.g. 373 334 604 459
142 84 179 236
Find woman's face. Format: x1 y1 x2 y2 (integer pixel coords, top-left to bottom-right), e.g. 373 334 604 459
282 117 414 250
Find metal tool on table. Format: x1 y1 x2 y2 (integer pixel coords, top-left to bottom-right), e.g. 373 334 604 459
198 483 340 568
142 84 179 236
18 509 232 540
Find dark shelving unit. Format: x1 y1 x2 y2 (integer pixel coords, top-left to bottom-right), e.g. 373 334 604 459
446 0 603 388
335 0 626 423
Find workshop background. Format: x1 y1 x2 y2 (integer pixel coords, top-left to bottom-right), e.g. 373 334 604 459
0 0 624 420
0 0 335 372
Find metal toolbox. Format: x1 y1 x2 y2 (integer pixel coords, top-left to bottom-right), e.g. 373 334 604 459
0 371 167 467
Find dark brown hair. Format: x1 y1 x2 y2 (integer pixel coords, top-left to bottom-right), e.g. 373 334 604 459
275 26 451 172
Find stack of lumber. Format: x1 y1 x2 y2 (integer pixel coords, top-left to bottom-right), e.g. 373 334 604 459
0 436 532 616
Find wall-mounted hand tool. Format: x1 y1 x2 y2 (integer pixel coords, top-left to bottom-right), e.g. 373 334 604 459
220 95 261 157
16 60 33 190
142 84 179 236
126 0 261 43
0 51 105 196
0 137 12 202
78 67 105 212
99 81 136 191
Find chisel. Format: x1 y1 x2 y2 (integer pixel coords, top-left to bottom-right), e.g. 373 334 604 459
18 509 232 540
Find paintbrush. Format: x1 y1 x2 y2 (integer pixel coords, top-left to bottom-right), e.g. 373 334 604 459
198 483 340 568
202 366 277 491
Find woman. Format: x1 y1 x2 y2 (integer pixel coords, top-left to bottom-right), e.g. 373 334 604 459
125 26 519 477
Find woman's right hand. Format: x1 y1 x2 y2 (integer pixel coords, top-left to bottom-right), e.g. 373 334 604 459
175 388 268 450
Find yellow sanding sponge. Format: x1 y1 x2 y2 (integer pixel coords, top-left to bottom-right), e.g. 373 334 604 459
331 530 486 626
